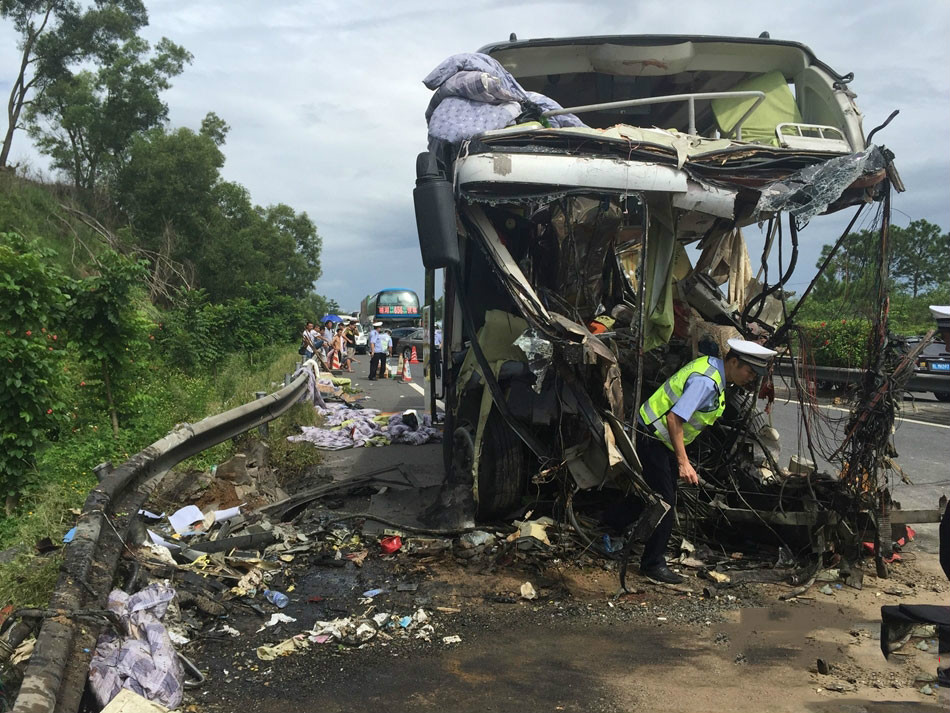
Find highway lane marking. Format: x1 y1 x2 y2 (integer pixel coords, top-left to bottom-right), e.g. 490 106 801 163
405 380 445 411
788 401 950 430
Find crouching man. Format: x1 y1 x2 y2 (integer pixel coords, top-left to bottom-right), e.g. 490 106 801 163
636 338 776 584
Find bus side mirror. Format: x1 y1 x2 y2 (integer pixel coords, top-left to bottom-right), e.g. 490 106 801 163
413 151 459 269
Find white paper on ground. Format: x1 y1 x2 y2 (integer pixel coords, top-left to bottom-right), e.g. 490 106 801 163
213 505 243 522
147 530 181 550
256 613 297 632
101 688 170 712
168 505 204 534
137 509 165 519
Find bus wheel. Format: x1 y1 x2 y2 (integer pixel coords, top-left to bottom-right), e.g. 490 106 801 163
466 409 526 520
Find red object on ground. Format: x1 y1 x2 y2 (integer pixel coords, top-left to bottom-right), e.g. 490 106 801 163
308 595 324 603
380 536 402 554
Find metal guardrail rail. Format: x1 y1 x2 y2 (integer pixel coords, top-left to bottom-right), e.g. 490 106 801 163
541 90 767 139
11 369 311 713
773 360 950 396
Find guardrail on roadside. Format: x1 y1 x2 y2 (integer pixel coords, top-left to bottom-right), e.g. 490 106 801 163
10 368 312 713
773 360 950 396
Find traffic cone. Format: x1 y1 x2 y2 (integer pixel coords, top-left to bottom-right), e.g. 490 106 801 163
330 350 341 370
401 355 412 382
410 346 420 363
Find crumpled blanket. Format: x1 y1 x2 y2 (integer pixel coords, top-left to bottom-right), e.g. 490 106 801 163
89 583 184 709
423 52 585 145
388 411 439 445
288 405 441 450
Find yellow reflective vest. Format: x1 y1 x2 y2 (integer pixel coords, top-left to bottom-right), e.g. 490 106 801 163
639 356 726 451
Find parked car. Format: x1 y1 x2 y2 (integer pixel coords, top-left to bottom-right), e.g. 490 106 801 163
389 326 419 353
396 328 426 361
909 336 950 402
351 323 368 354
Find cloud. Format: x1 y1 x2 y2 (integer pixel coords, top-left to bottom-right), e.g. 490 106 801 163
2 1 948 310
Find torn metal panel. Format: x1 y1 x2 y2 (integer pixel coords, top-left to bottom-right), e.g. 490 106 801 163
754 144 889 223
456 151 689 198
549 197 623 317
671 178 737 218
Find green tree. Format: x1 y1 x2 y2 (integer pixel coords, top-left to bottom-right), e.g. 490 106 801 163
261 203 322 298
25 34 191 189
199 111 229 146
0 0 147 168
69 250 148 436
115 121 224 241
890 219 949 298
0 233 69 507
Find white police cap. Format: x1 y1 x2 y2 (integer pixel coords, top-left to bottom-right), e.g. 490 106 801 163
930 305 950 328
726 338 777 375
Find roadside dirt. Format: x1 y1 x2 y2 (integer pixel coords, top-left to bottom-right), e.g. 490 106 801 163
177 531 948 713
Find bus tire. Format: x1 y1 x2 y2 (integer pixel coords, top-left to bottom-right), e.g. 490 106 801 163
935 391 950 403
473 409 526 519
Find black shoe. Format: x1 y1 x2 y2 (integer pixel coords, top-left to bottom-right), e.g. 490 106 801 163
641 564 685 585
367 377 376 381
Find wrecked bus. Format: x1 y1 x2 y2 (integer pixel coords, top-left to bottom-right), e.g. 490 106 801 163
413 35 928 575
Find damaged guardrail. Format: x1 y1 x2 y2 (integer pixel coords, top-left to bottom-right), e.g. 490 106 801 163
773 360 950 397
9 369 311 713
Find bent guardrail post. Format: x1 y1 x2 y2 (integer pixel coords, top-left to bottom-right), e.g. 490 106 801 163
12 370 311 713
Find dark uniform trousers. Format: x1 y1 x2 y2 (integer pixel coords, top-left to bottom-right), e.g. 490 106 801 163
635 426 679 569
369 351 385 380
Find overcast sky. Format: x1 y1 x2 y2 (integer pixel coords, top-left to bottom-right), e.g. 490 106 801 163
2 1 948 310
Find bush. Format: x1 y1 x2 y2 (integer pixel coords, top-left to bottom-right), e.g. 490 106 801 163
799 319 873 368
0 233 71 501
157 283 302 371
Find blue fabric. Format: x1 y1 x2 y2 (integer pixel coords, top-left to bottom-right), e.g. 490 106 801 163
670 357 725 422
423 52 585 145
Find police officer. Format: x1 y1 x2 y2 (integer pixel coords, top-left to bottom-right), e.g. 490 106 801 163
367 321 385 380
636 338 777 584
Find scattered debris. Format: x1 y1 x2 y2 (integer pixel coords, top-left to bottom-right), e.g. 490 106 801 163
520 582 538 600
380 535 403 554
256 636 309 661
101 689 170 713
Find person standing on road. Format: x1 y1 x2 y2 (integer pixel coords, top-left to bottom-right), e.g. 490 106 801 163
334 325 355 372
433 323 443 379
367 321 385 380
323 320 335 347
343 321 358 353
378 328 393 378
635 338 776 584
